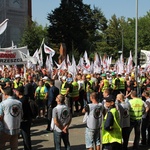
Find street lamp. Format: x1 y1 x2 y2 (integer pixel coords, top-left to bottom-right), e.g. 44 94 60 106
121 29 124 57
135 0 138 84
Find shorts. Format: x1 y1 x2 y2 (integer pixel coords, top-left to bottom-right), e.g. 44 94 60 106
85 127 101 148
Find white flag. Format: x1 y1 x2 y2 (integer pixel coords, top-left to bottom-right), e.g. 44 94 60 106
38 39 45 66
0 19 8 35
19 51 37 65
44 44 55 57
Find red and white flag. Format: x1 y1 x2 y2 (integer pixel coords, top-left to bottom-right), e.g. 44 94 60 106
44 44 55 57
0 19 8 35
83 51 90 70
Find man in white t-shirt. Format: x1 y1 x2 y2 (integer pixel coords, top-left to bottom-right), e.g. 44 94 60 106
0 88 22 150
52 94 72 150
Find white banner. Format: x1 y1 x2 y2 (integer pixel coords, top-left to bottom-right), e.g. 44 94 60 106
0 46 28 65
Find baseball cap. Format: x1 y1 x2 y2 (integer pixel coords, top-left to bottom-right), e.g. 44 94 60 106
111 72 116 76
42 76 49 80
15 74 21 78
104 95 115 102
101 73 106 77
86 74 91 79
62 76 67 81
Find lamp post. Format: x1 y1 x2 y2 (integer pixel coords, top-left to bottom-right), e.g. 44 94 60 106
121 29 124 57
135 0 138 84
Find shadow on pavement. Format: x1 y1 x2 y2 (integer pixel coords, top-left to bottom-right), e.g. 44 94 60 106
128 145 150 150
70 123 86 129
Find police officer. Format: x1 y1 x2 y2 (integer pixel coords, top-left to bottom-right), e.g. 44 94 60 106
128 91 148 150
102 95 122 150
52 94 72 150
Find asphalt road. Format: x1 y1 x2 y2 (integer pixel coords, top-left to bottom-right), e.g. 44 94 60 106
5 113 150 150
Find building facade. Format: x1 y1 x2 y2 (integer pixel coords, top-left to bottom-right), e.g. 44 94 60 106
0 0 31 47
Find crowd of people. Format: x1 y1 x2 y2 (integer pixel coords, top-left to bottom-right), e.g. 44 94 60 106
0 65 150 150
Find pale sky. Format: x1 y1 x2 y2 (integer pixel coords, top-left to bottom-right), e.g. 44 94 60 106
32 0 150 26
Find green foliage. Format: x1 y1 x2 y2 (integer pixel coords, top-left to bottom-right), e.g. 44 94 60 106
47 0 107 55
20 21 48 55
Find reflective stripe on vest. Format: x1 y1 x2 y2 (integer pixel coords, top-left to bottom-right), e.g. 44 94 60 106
102 79 109 92
71 81 79 98
102 108 122 144
119 78 125 90
60 82 67 95
129 98 144 120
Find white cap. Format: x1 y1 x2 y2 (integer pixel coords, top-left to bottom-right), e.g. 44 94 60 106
42 76 49 80
62 76 67 80
15 74 21 78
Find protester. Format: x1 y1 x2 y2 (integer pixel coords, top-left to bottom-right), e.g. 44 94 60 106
46 79 59 131
15 86 32 150
82 92 103 150
35 80 48 118
116 93 130 150
0 88 22 149
52 94 72 150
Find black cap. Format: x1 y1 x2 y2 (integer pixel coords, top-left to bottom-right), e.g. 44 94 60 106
104 95 115 102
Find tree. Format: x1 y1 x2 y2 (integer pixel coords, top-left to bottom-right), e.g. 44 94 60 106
20 21 48 55
47 0 107 55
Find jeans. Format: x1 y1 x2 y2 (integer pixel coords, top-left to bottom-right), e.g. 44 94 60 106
86 92 91 104
53 130 70 150
128 120 141 150
20 120 32 150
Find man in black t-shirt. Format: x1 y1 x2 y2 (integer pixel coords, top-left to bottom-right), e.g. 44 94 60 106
15 86 32 150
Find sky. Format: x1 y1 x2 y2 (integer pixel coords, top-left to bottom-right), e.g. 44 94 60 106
32 0 150 27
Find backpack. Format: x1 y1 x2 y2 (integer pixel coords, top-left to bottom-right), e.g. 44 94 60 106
29 99 38 119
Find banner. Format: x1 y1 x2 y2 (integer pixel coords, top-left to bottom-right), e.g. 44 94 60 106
0 46 28 65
